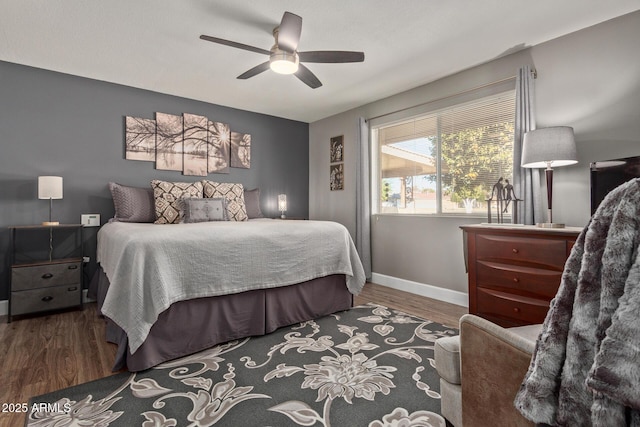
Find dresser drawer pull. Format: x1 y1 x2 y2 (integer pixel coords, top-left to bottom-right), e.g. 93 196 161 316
513 307 520 313
41 296 54 302
41 273 54 279
512 248 519 254
68 286 78 292
68 265 78 270
513 277 519 283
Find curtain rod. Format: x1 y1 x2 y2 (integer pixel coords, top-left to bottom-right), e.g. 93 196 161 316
365 69 536 123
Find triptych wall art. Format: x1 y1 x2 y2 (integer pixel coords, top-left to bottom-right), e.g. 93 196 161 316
330 135 344 191
125 113 251 176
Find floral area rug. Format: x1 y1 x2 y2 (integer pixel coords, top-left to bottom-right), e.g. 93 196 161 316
26 303 457 427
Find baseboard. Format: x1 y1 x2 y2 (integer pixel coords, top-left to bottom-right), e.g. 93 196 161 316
370 272 469 308
0 290 96 316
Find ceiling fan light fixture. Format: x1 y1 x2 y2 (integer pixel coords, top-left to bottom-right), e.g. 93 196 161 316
270 50 299 74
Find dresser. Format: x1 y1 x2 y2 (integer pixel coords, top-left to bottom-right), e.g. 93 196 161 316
9 224 84 322
461 224 582 327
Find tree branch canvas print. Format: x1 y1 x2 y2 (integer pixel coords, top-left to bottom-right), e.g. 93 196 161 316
231 131 251 169
124 112 250 175
182 113 208 176
208 121 230 174
155 113 184 172
125 117 156 161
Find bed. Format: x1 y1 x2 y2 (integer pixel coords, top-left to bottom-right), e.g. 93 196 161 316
91 218 366 372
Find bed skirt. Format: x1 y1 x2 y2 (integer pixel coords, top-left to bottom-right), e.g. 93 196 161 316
89 267 353 372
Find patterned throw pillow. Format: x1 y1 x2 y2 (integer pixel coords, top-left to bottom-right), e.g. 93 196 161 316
108 182 156 223
181 197 228 223
151 180 203 224
202 181 248 221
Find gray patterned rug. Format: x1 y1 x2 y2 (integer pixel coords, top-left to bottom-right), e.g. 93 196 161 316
26 304 457 427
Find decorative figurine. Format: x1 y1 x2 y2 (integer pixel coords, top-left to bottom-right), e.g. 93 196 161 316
503 179 516 213
486 177 521 223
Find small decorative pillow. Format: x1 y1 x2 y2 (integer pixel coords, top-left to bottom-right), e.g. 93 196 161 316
108 182 156 223
244 188 264 219
151 180 203 224
181 197 228 223
202 181 248 221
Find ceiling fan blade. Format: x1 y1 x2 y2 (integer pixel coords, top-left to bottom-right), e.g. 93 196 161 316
298 51 365 63
237 62 271 79
295 64 322 89
277 12 302 53
200 35 270 56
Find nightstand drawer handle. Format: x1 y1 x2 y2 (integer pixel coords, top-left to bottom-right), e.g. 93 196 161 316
41 273 54 279
68 265 78 270
513 307 520 313
513 277 519 283
68 286 78 292
42 296 53 302
512 248 519 254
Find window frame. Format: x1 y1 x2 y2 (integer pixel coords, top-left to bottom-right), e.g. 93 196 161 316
371 90 516 218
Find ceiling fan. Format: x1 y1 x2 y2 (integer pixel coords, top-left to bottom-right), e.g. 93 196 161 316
200 11 364 89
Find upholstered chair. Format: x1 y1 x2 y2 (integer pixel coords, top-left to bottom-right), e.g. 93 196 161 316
434 314 541 427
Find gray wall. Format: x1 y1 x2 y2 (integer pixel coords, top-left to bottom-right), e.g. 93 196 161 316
0 61 309 300
309 10 640 297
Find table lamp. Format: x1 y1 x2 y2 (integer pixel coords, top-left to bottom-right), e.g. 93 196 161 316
38 176 63 226
521 127 577 228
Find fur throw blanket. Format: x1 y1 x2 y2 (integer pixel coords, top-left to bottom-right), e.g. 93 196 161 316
515 178 640 426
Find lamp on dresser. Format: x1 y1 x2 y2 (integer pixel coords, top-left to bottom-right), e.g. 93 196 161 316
521 126 577 228
38 176 63 226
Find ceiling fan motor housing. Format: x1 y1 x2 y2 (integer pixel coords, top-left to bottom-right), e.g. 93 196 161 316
270 27 299 74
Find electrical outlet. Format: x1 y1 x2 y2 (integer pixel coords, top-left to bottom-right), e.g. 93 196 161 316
83 256 90 263
81 214 101 227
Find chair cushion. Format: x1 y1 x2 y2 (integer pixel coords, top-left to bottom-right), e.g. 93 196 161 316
435 335 461 385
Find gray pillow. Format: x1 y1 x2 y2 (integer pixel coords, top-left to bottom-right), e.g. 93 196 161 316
182 197 228 223
109 182 155 223
244 188 264 219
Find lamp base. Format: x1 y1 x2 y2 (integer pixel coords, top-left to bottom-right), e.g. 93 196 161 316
42 221 60 226
280 214 286 219
536 222 565 229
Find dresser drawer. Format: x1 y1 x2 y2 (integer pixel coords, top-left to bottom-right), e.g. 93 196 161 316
475 235 566 268
476 287 550 327
11 284 81 315
11 261 81 291
476 260 562 299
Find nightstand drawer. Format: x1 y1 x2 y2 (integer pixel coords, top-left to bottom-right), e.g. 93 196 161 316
11 284 81 315
11 261 81 291
476 287 550 326
476 235 566 268
476 260 562 299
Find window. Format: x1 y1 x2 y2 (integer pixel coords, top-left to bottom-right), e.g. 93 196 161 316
373 91 516 216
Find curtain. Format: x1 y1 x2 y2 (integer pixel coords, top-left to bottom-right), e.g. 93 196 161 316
512 66 541 225
356 117 372 279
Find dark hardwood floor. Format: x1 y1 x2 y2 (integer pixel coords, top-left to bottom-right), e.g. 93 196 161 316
0 282 467 426
354 282 467 329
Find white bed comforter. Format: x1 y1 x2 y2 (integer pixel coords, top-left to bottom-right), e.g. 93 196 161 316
97 219 366 353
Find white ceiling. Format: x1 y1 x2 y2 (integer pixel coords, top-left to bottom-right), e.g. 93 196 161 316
2 1 639 123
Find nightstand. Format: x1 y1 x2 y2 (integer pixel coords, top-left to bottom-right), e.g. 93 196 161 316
8 224 84 322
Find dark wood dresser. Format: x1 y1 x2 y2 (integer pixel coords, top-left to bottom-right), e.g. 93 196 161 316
461 224 582 327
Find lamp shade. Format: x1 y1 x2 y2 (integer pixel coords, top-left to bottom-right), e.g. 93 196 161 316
38 176 63 199
278 194 287 212
521 127 577 168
